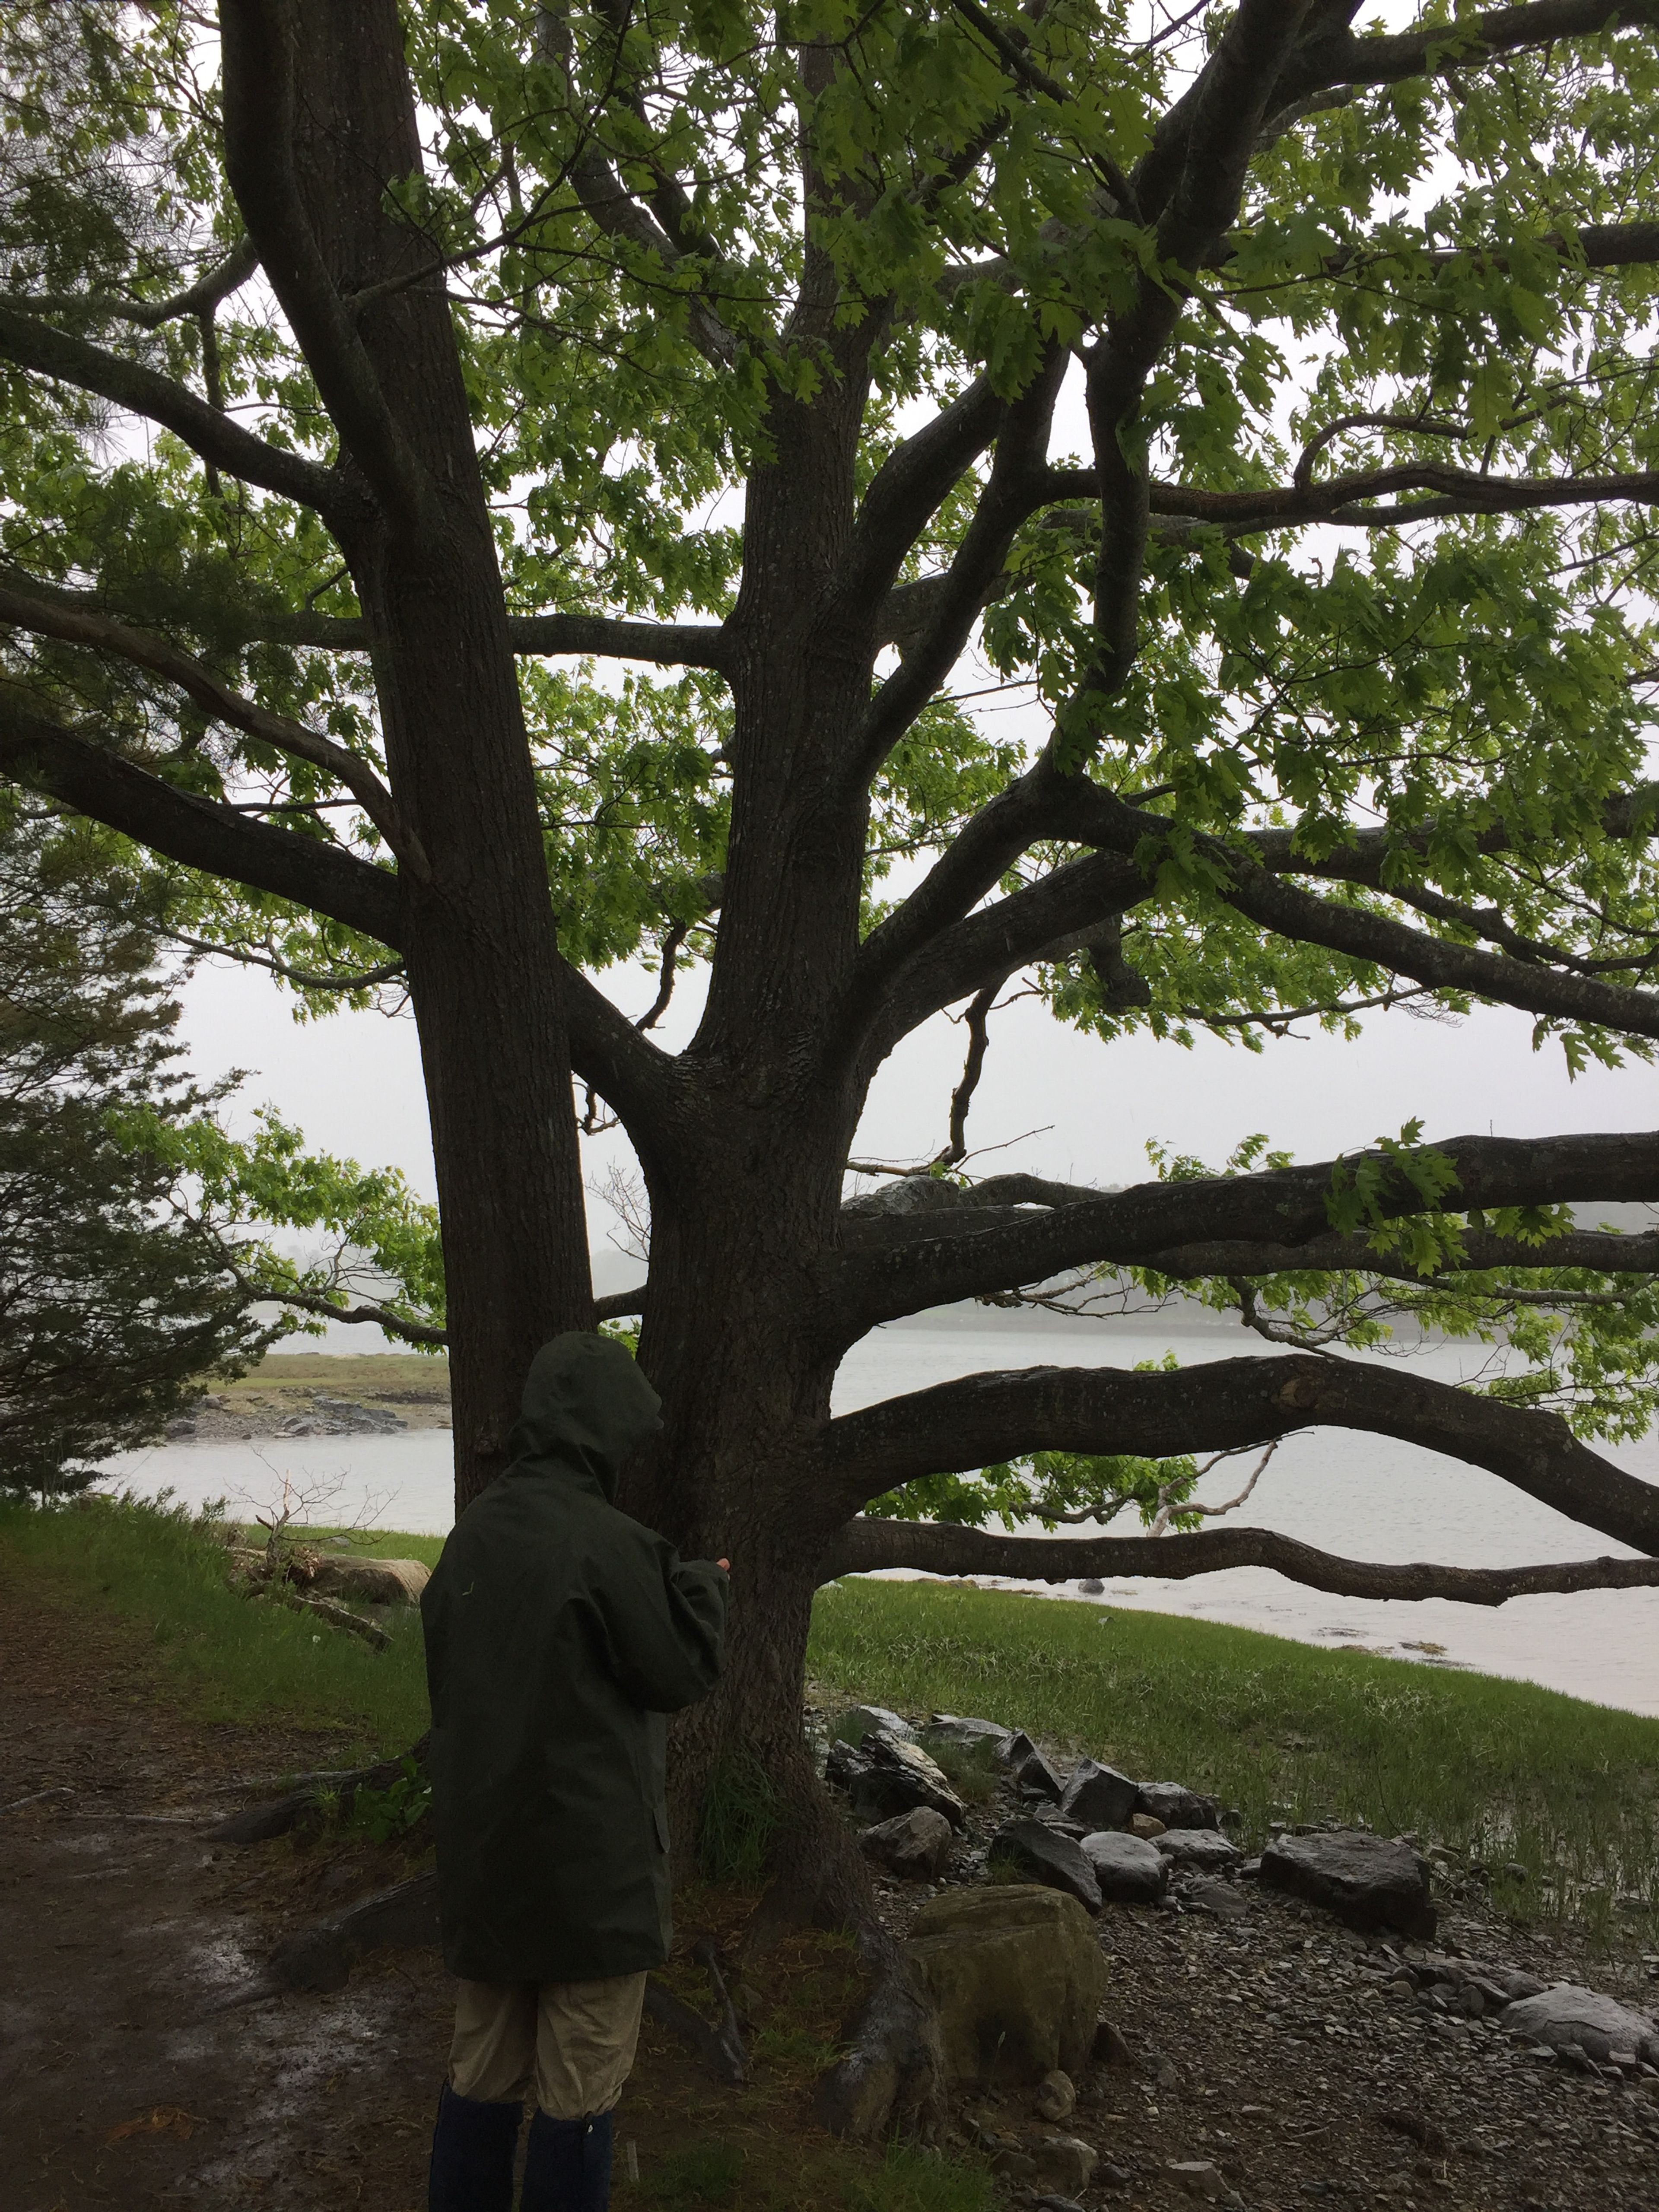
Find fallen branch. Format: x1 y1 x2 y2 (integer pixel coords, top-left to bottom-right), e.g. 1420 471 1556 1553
279 1587 391 1651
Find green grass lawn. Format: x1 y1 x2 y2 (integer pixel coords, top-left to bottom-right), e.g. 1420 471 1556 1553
5 1496 1656 1942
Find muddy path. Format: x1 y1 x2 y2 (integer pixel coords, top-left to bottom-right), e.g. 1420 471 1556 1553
0 1563 449 2212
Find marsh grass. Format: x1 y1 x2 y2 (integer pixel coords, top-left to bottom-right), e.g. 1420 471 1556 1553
6 1497 1655 1945
809 1579 1659 1945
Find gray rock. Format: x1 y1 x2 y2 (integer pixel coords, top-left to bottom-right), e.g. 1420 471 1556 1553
920 1713 1013 1757
1000 1730 1065 1802
1187 1880 1248 1922
858 1805 955 1879
1034 2067 1076 2121
1059 1758 1140 1831
1033 2136 1096 2195
835 1728 967 1829
1136 1780 1221 1831
1081 1830 1170 1904
990 1818 1102 1912
1167 2161 1226 2202
1259 1829 1436 1938
1500 1984 1659 2065
906 1883 1108 2085
836 1703 916 1745
1155 1830 1243 1874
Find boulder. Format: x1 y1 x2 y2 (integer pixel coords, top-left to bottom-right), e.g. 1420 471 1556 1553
1154 1831 1242 1875
1258 1829 1436 1938
858 1805 954 1880
1500 1984 1659 2066
1130 1812 1167 1840
1058 1758 1139 1831
304 1554 429 1608
906 1884 1108 2085
1000 1730 1065 1802
990 1819 1102 1912
921 1714 1013 1757
1136 1781 1220 1831
829 1729 966 1829
1033 2136 1097 2195
837 1703 916 1745
1081 1831 1169 1904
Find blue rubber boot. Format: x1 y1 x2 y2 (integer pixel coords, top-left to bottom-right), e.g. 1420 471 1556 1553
519 2108 613 2211
426 2081 523 2211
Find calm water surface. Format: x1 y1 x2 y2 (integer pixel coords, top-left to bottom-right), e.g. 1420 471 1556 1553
101 1316 1659 1717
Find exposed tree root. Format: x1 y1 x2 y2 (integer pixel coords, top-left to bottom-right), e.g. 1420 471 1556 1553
207 1735 430 1845
266 1869 440 1993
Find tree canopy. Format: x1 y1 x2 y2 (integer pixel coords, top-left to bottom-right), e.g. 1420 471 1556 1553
4 1 1659 1877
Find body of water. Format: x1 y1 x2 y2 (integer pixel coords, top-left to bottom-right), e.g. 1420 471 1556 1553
99 1313 1659 1717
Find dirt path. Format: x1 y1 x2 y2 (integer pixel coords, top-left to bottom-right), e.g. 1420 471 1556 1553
0 1564 450 2212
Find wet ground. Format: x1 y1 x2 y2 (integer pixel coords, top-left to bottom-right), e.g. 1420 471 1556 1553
5 1563 1659 2212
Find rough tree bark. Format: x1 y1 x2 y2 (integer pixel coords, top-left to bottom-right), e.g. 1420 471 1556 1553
218 0 595 1492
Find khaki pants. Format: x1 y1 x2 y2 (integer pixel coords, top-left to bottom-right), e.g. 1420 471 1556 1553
448 1971 648 2120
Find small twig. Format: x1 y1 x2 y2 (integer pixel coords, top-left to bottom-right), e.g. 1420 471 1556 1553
1 1785 73 1815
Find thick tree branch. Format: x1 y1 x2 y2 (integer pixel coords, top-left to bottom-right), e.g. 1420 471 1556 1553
1146 461 1659 533
842 378 1009 616
1084 0 1315 702
0 303 346 517
558 959 685 1148
228 1267 448 1349
1297 0 1659 96
0 570 731 670
1123 1226 1659 1284
0 692 403 948
822 1516 1659 1603
219 0 433 537
818 1351 1659 1554
857 346 1068 775
0 581 418 864
830 1128 1659 1328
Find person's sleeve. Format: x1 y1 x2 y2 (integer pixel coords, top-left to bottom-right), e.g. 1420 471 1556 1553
592 1538 728 1713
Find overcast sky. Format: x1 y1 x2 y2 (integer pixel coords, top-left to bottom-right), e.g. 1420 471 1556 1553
177 947 1658 1274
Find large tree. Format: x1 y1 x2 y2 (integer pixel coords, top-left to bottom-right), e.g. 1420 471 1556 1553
6 0 1659 1994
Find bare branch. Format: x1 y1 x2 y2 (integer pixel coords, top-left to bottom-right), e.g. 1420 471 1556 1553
822 1516 1659 1604
817 1351 1659 1553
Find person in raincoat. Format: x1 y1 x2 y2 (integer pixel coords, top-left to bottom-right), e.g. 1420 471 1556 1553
420 1332 728 2211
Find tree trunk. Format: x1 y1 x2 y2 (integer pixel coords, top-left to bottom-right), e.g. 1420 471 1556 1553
264 0 595 1502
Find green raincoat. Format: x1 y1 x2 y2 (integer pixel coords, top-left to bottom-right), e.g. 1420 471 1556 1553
421 1334 728 1983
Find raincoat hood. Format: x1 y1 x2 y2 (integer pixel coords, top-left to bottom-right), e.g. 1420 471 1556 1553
502 1332 662 1502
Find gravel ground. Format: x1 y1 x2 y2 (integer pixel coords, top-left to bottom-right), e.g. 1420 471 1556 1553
855 1749 1659 2212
